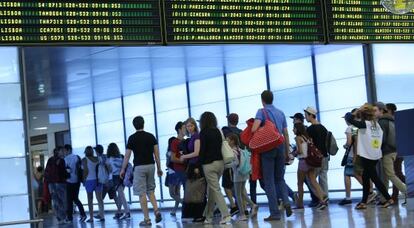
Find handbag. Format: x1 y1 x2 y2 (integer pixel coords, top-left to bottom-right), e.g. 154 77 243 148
220 130 235 167
341 141 354 167
184 177 206 203
249 109 284 154
305 138 324 168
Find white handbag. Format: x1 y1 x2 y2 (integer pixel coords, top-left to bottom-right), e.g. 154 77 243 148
220 130 235 167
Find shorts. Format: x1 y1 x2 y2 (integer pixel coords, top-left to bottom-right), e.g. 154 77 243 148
222 168 234 189
133 164 156 196
353 156 363 176
167 171 186 186
298 159 310 172
84 179 103 193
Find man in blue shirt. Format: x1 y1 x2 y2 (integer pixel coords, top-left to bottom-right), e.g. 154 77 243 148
252 90 292 221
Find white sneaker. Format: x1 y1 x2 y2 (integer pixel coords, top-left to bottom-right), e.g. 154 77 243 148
204 217 213 224
220 216 232 224
237 215 248 221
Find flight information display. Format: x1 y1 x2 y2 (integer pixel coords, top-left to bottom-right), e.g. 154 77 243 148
163 0 325 43
326 0 414 42
0 0 162 45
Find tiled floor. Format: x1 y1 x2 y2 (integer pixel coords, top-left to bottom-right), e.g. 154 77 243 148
43 202 414 228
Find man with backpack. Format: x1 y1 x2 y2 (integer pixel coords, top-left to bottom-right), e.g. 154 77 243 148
375 102 407 204
64 144 86 222
304 107 329 203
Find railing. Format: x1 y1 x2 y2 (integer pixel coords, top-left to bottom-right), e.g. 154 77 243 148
0 219 43 228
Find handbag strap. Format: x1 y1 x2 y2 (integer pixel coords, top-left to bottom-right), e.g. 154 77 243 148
262 108 280 131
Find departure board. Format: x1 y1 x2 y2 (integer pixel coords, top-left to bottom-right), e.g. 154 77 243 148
327 0 414 42
0 0 162 45
163 0 326 44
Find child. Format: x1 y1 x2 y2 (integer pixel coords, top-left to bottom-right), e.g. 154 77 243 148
227 133 258 221
293 123 327 210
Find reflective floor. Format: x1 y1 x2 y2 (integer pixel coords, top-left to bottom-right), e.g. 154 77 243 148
43 202 414 228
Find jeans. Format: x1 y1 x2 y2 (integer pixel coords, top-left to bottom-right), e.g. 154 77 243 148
360 157 391 203
261 146 288 218
316 157 329 197
202 160 230 219
49 183 67 221
66 182 86 220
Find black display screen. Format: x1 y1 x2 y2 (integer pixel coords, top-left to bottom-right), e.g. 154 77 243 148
0 0 162 45
163 0 326 44
326 0 414 42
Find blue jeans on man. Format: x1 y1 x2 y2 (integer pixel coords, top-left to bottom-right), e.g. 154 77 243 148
261 145 290 219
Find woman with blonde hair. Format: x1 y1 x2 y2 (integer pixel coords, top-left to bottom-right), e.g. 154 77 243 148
345 104 393 209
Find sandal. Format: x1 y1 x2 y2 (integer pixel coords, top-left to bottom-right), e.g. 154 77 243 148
154 209 162 223
139 218 152 226
355 202 367 210
382 199 394 208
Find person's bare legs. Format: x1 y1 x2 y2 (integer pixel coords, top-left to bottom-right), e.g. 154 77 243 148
345 176 351 198
95 191 104 218
297 170 306 207
148 191 159 213
87 192 94 220
140 194 150 220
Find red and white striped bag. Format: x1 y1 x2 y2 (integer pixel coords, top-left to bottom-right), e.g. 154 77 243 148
249 109 284 154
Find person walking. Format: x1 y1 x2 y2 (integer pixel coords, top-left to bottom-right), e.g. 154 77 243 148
64 144 87 222
251 90 292 221
120 116 163 226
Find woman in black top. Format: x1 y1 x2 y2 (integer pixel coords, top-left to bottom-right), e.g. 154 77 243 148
198 112 232 225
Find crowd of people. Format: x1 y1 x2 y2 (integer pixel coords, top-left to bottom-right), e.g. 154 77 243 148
39 90 405 225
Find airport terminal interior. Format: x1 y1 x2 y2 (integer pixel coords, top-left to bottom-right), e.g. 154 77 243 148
0 44 413 227
1 1 414 227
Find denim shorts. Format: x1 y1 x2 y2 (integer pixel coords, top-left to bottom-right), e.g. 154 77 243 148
84 179 103 193
133 164 156 196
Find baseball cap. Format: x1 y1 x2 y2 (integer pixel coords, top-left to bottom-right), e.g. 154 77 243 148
374 102 387 111
227 113 239 125
304 106 317 116
289 113 305 121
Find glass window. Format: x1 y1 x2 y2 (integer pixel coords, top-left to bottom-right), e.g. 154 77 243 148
69 104 96 154
0 47 19 84
95 98 124 150
373 44 414 110
189 77 227 127
0 158 28 195
0 84 22 120
123 91 156 137
315 46 365 83
227 67 267 129
0 121 25 158
0 195 29 223
269 57 314 90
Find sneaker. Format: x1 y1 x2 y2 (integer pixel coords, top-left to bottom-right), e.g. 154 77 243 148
308 200 319 208
79 216 87 223
285 204 293 217
293 206 304 211
63 219 72 224
237 215 248 221
367 192 377 204
139 218 152 226
94 215 105 221
220 215 232 224
86 219 93 223
264 216 281 221
244 210 249 216
317 203 327 210
119 213 131 220
323 196 329 204
230 207 239 216
193 217 205 223
204 217 213 224
251 204 259 217
338 198 352 205
155 211 162 223
113 213 123 219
